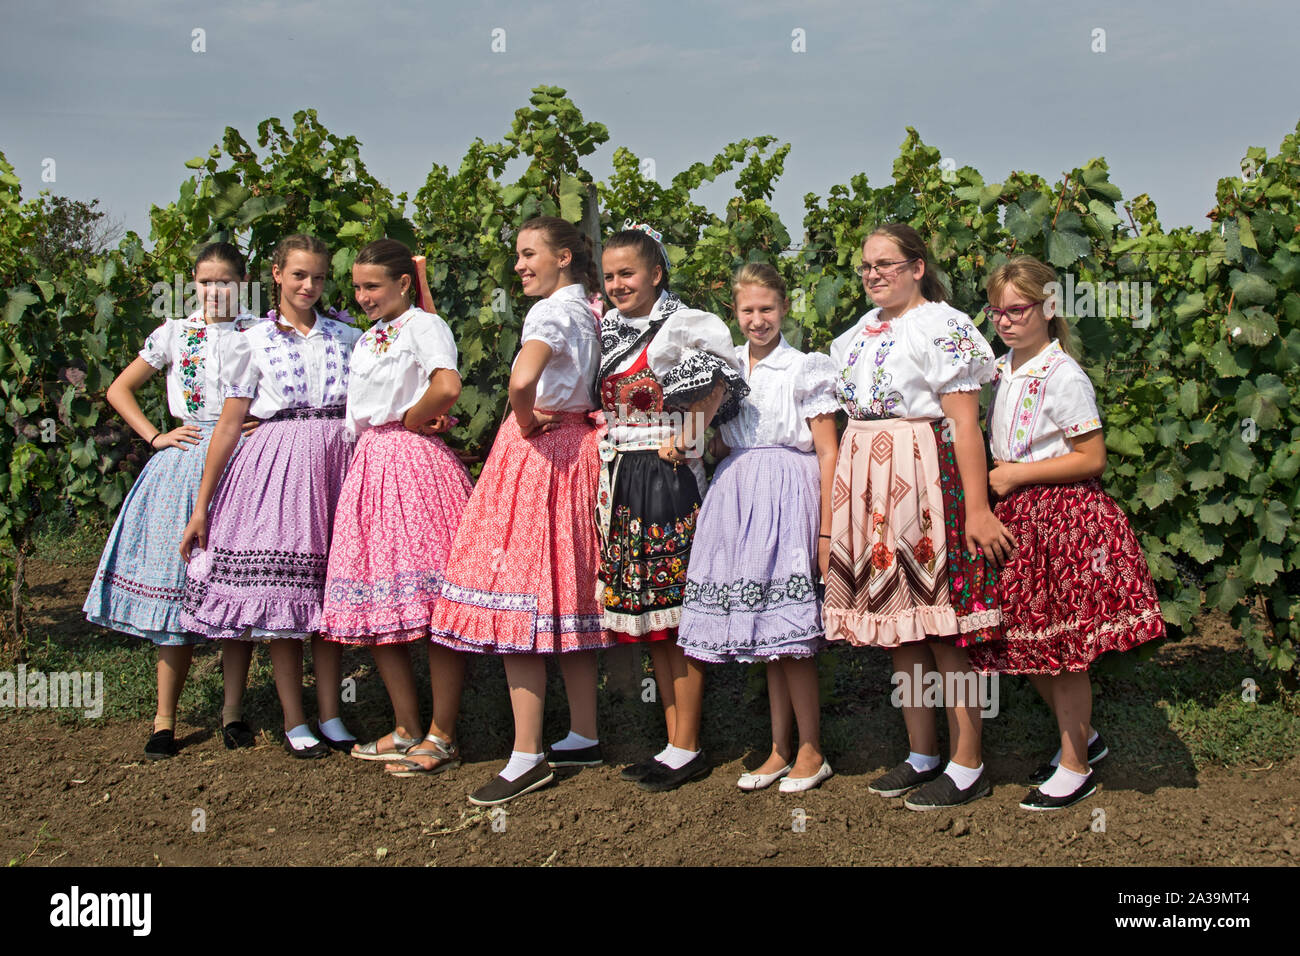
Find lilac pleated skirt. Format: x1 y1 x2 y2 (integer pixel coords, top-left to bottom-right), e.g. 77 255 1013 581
677 446 826 663
180 407 351 640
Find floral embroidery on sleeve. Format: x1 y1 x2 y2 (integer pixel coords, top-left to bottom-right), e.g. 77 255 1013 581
933 317 981 365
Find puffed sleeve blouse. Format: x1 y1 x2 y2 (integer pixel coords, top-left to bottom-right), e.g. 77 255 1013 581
600 289 749 420
720 337 839 452
222 313 362 420
345 307 459 438
987 339 1102 463
830 300 996 420
517 283 600 413
139 311 258 422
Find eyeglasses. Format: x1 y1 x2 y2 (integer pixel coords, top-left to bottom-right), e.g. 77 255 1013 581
854 257 916 278
983 302 1041 324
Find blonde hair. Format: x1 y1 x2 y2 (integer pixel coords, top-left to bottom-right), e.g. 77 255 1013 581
731 262 788 303
986 255 1076 356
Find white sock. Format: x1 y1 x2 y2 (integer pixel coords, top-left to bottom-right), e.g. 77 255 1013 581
285 723 320 749
1049 729 1100 768
551 730 598 751
944 760 983 791
1040 764 1090 798
654 744 672 763
501 751 545 782
660 745 699 770
317 717 354 743
907 751 941 773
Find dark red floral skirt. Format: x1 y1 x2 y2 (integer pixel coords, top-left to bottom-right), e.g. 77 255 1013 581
966 479 1166 674
931 421 1002 647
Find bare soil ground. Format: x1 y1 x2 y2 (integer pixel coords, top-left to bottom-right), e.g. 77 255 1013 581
2 559 1296 867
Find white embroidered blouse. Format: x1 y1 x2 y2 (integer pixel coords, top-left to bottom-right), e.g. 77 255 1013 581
345 308 459 438
829 301 996 420
517 283 600 413
721 337 839 452
222 313 362 420
987 339 1102 462
139 311 258 422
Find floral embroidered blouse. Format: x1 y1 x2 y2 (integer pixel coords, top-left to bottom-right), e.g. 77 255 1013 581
138 311 258 422
829 301 996 420
987 339 1102 462
345 308 459 438
720 337 839 453
222 313 362 420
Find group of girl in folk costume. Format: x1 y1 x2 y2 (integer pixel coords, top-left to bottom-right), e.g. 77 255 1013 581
86 212 1164 812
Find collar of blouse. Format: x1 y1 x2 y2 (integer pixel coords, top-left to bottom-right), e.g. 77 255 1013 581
742 335 796 378
999 338 1064 380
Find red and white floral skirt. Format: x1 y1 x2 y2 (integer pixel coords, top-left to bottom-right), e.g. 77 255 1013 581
967 479 1165 674
430 411 614 654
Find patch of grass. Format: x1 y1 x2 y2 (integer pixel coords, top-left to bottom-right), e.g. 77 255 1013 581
1162 691 1300 768
4 510 111 566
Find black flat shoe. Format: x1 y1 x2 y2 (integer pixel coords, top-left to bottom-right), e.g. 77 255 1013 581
619 756 663 782
868 760 943 798
636 751 710 793
1019 776 1098 811
1027 733 1109 786
221 721 256 750
315 722 357 753
144 729 178 760
283 736 331 760
904 770 992 811
467 761 555 806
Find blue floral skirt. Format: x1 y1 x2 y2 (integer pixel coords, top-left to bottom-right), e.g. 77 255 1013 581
84 421 219 646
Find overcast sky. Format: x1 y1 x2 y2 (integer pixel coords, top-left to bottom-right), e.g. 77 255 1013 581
3 0 1297 246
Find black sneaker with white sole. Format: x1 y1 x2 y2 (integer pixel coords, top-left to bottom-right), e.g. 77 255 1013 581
468 761 555 806
903 770 992 811
1027 733 1109 786
1019 776 1098 811
868 760 943 798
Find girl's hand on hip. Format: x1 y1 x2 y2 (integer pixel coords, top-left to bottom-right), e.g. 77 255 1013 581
520 411 560 438
156 424 202 448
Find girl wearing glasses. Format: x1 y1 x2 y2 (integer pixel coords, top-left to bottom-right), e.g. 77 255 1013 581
967 255 1164 810
826 223 1010 810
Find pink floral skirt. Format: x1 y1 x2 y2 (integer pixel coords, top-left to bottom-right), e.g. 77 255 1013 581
320 423 472 645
